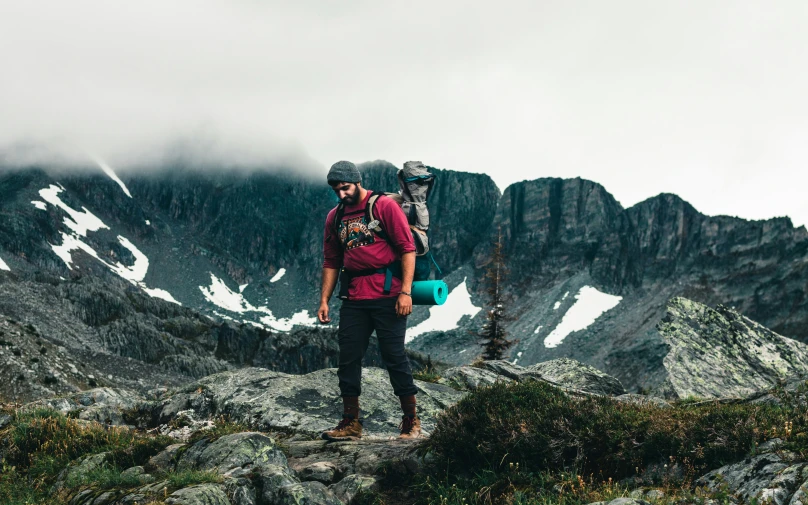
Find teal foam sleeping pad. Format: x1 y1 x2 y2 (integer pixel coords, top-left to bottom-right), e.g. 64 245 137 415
411 280 448 305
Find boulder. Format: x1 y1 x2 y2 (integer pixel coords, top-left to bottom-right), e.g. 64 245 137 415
165 483 231 505
330 474 381 504
525 358 626 395
696 453 808 505
258 464 342 505
460 359 626 396
299 461 339 484
478 360 542 381
656 297 808 400
439 365 511 391
145 443 185 474
53 451 111 491
24 387 140 425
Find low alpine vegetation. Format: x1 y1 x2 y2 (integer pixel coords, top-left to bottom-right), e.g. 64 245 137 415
0 407 218 505
407 379 808 505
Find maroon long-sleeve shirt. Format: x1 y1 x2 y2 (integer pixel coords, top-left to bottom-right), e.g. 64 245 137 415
323 191 415 300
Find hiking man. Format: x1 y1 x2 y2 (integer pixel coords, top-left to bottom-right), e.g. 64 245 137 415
317 160 421 440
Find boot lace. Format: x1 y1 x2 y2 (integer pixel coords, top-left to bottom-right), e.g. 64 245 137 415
399 415 416 434
335 417 354 430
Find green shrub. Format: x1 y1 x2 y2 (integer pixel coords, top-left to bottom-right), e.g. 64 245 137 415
426 380 802 482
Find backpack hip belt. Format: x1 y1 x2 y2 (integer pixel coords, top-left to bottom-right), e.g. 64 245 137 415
338 260 402 300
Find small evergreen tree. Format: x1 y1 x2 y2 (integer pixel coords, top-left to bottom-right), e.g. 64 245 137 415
478 227 516 360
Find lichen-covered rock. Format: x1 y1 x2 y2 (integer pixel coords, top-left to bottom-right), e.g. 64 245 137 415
330 474 381 504
478 360 542 381
176 432 287 474
165 483 231 505
25 387 140 425
440 365 511 391
465 359 625 396
299 461 338 484
696 453 808 505
525 358 626 395
54 451 111 491
146 443 185 474
144 366 463 439
657 297 808 399
284 439 422 480
257 464 340 505
120 465 154 484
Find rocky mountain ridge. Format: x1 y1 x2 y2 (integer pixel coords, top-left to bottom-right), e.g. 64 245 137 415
1 161 807 392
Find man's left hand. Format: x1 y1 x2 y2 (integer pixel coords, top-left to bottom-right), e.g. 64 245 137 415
396 293 413 317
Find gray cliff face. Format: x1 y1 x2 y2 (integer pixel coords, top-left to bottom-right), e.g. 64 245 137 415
476 177 632 289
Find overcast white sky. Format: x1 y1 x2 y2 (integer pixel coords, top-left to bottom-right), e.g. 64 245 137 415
2 1 807 227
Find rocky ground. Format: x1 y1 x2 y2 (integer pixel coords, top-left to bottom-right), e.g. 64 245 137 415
7 357 808 505
2 297 808 504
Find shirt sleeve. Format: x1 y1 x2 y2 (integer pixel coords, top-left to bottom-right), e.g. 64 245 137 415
377 196 416 255
323 208 343 269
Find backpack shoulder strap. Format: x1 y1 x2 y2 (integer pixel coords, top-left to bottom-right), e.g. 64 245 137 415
366 194 389 242
332 203 345 241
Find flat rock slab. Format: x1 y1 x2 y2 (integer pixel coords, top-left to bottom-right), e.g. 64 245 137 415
284 438 426 480
150 366 463 439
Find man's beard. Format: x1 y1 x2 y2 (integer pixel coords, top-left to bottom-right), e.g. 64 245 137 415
342 191 359 205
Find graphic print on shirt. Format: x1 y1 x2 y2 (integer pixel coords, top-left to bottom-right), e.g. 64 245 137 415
339 215 376 250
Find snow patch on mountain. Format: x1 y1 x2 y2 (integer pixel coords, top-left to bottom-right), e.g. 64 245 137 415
533 325 543 334
41 192 180 304
94 157 132 198
239 284 248 293
39 185 109 237
543 286 622 348
258 309 318 332
109 236 149 283
200 274 253 313
200 273 316 331
142 287 181 305
270 268 286 283
0 256 9 271
406 278 482 342
50 232 102 270
31 200 47 210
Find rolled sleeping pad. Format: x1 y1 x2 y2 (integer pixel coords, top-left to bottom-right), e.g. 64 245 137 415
411 280 448 306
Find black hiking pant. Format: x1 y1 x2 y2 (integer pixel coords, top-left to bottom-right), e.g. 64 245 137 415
337 297 418 398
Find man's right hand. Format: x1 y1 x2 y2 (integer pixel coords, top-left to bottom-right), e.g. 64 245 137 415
318 302 331 324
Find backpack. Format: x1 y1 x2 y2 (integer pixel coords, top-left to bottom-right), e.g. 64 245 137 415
332 161 442 282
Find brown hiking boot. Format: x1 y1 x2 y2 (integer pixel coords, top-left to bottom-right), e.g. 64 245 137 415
321 416 363 441
398 415 422 439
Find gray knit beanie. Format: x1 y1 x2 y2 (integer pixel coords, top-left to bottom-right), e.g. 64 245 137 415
327 160 362 185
